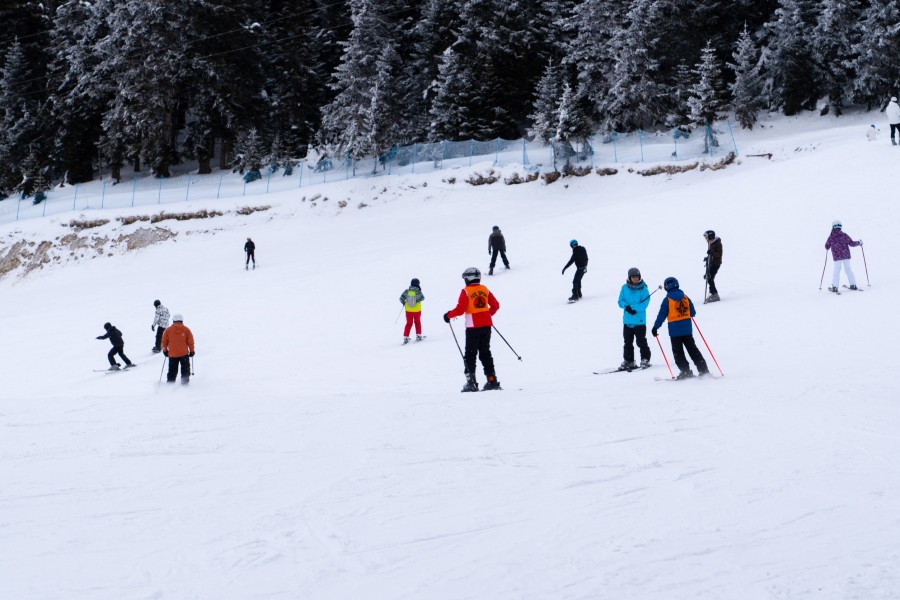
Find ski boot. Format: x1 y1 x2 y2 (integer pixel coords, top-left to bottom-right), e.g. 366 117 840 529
620 360 637 370
416 335 424 342
706 293 720 303
849 284 858 290
107 365 121 371
461 375 479 393
124 363 136 369
488 268 494 276
640 358 651 369
568 295 578 302
676 370 695 380
403 337 410 344
482 375 502 391
828 286 840 293
505 265 510 270
151 347 161 354
698 370 712 378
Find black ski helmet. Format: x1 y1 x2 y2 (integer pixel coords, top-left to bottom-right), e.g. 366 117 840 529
663 277 679 292
704 230 715 240
492 225 500 231
627 267 641 279
153 299 161 307
410 278 420 287
462 267 481 283
103 322 111 330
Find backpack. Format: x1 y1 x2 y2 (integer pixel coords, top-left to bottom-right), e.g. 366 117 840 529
405 289 419 308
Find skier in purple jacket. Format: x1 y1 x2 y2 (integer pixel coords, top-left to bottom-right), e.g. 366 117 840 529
824 220 862 293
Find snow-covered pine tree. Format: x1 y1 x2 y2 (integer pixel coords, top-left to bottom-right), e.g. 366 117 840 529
851 0 900 108
812 0 861 115
728 24 764 129
667 60 694 129
601 0 667 131
233 127 265 180
0 40 43 194
688 41 726 128
764 0 820 115
554 81 592 166
319 0 404 164
528 61 563 146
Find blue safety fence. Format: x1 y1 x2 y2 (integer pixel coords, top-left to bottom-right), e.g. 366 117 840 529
0 121 739 226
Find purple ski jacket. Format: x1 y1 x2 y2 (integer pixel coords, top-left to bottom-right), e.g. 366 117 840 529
824 229 859 261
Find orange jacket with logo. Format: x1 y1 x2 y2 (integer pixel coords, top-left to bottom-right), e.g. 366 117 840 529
447 284 499 328
161 322 195 358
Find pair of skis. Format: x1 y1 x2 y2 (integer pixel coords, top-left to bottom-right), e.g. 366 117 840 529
828 285 864 295
93 364 137 374
593 364 652 375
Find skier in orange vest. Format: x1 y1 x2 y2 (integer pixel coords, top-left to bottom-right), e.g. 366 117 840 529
443 267 501 392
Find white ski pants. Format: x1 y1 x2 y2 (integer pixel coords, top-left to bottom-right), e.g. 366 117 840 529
832 258 857 288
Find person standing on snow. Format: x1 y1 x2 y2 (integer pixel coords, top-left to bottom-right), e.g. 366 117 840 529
96 322 134 371
703 230 723 303
824 220 862 293
651 277 710 380
617 268 652 370
151 299 170 354
886 97 900 145
488 225 510 275
399 278 425 344
443 267 501 392
562 239 588 302
161 314 195 385
244 237 256 270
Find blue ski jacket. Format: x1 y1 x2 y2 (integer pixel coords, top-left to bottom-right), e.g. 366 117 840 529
617 281 650 326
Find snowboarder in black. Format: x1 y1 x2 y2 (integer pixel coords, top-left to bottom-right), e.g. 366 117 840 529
244 237 256 270
488 225 510 275
703 230 723 303
96 322 133 371
562 239 588 301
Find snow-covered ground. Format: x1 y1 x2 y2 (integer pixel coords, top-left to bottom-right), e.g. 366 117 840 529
2 112 899 600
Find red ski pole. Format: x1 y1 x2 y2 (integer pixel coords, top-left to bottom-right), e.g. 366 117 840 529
654 334 674 379
692 318 724 376
861 246 870 286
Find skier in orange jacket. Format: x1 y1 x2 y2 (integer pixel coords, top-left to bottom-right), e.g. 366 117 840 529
443 267 501 392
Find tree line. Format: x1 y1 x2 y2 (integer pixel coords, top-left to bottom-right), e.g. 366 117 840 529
0 0 897 197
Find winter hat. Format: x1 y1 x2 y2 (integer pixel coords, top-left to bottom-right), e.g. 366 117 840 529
704 230 716 240
103 322 111 330
172 314 183 322
462 267 481 284
663 277 680 292
892 97 897 102
832 220 842 229
154 299 161 307
569 239 578 247
410 278 420 287
492 225 500 231
627 267 641 279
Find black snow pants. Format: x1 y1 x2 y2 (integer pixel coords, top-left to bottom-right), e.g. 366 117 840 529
167 355 191 383
623 325 651 363
108 345 132 367
670 335 709 375
464 326 495 382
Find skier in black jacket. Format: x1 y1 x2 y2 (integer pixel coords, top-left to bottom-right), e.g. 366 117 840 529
244 237 256 270
562 239 588 301
96 322 133 371
488 225 510 275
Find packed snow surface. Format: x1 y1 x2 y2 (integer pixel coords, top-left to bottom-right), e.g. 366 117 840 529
2 113 898 599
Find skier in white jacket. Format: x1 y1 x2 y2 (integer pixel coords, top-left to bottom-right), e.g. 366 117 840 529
886 97 900 145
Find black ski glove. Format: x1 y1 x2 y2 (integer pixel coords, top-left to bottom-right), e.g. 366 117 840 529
625 306 637 315
443 312 451 323
151 325 155 331
96 336 102 340
163 350 169 357
561 268 566 275
189 351 195 357
651 327 659 337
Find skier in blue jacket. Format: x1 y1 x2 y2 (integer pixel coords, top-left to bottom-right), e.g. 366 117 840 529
617 267 652 369
651 277 710 379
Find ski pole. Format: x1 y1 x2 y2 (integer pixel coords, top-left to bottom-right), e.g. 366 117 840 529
654 334 674 379
492 325 522 361
861 246 870 286
637 286 662 304
819 250 828 290
158 354 166 383
691 318 724 376
448 321 466 369
704 256 710 300
394 305 404 324
191 355 195 376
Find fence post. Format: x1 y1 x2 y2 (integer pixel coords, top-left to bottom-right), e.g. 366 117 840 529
639 129 644 162
100 180 106 209
131 175 137 207
727 120 738 155
469 140 474 166
522 139 528 165
72 184 79 211
185 175 192 202
16 196 21 220
412 144 417 173
216 172 224 199
157 176 164 204
494 138 500 165
588 136 594 168
673 127 678 159
612 131 618 163
42 193 48 217
242 180 247 196
298 163 303 188
707 120 713 158
442 140 447 170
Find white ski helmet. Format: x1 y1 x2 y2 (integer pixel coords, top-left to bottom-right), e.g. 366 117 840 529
172 313 184 322
832 220 842 229
462 267 481 283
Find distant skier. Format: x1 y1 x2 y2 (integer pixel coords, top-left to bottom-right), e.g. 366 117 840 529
866 124 879 142
399 277 425 344
824 220 862 293
244 237 256 270
96 322 134 371
617 268 652 370
651 277 710 380
703 230 723 303
443 267 501 392
161 313 195 385
151 299 170 353
488 225 510 275
562 239 588 302
887 97 900 145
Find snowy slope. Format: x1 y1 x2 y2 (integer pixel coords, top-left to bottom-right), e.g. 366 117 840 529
2 112 899 600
